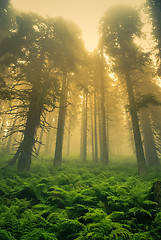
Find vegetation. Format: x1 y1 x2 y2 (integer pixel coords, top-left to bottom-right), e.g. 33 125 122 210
1 0 161 238
0 154 161 240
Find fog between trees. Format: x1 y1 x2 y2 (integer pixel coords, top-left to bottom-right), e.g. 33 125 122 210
0 0 161 176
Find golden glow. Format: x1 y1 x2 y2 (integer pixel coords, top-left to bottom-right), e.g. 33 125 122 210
109 73 116 81
11 0 145 52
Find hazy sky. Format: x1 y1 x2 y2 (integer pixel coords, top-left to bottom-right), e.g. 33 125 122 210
11 0 145 52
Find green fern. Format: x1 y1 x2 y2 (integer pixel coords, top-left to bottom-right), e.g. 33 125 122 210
109 211 125 221
129 207 152 220
0 229 16 240
57 219 84 240
81 208 107 223
78 217 112 239
132 232 153 240
66 204 89 218
47 186 69 207
21 228 57 240
110 223 132 240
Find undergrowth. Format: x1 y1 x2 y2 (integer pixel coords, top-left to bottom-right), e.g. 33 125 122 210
0 154 161 239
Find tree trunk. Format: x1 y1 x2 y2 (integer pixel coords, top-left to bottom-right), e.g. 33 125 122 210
90 95 95 162
16 86 43 171
106 110 109 157
125 69 147 176
140 109 159 167
98 94 103 162
53 72 68 166
80 95 85 160
94 90 98 163
80 92 88 162
100 56 109 164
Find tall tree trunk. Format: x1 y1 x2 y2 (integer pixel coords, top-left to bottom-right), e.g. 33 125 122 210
53 72 68 166
94 90 98 163
124 69 147 176
80 92 88 162
17 86 43 171
80 95 85 160
90 95 95 162
98 94 103 162
140 109 159 167
100 56 109 164
106 111 109 157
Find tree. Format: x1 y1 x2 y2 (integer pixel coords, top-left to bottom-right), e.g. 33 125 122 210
87 52 109 163
146 0 161 74
140 108 159 166
0 13 62 170
130 58 161 167
53 18 87 166
53 70 68 166
99 5 147 176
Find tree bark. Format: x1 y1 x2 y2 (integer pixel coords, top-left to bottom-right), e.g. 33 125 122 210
98 95 103 162
99 55 109 164
94 90 98 163
80 92 88 162
140 109 159 167
53 72 68 166
124 69 147 176
17 86 43 171
90 95 95 162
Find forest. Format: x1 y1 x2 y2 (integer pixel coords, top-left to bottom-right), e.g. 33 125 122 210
0 0 161 239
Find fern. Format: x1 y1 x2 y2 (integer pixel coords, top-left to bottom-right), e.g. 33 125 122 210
109 211 125 222
72 193 97 206
56 219 84 240
0 229 16 240
21 228 58 240
0 210 22 239
110 227 132 240
47 186 69 207
132 232 153 240
78 217 112 240
81 208 107 223
1 154 161 240
66 204 89 218
129 207 152 221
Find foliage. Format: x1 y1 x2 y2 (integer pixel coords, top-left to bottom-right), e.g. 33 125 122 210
0 155 161 239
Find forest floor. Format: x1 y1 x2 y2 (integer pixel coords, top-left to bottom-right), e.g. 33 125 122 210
0 153 161 240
